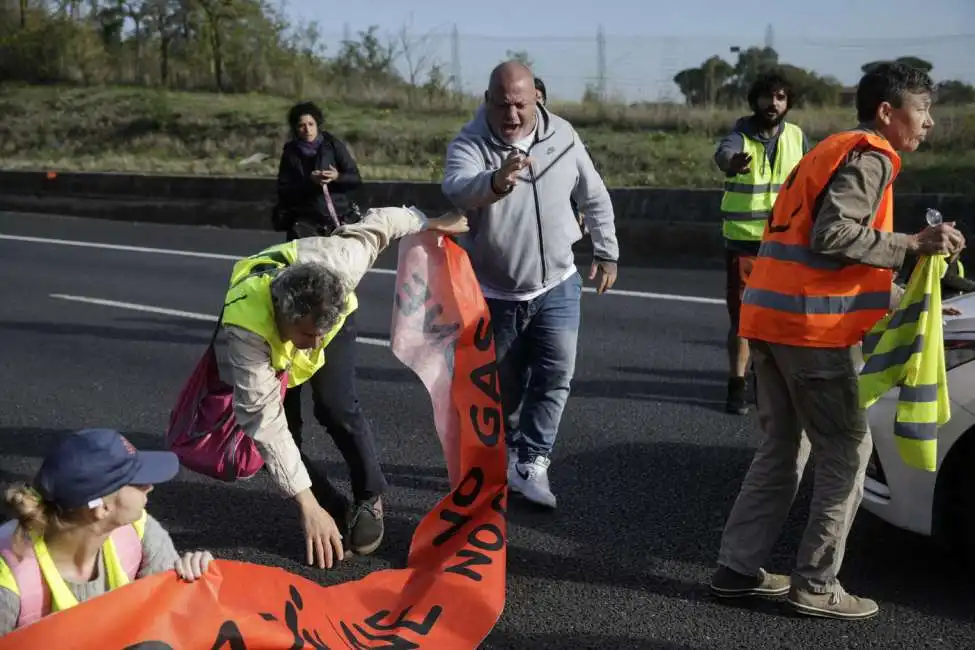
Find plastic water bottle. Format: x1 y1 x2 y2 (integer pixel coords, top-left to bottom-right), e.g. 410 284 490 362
925 208 943 226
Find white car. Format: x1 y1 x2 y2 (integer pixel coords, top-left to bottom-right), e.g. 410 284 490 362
862 290 975 556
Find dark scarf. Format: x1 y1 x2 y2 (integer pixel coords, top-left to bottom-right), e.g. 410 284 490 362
294 134 323 158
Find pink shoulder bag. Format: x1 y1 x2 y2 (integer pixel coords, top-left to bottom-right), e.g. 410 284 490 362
165 309 288 482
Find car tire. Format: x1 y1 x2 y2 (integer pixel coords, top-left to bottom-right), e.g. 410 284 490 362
933 430 975 569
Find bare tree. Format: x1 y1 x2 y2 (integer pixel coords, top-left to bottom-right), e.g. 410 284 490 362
395 16 448 106
396 16 439 87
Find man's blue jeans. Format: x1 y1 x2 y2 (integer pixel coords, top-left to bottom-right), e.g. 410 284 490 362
485 272 582 463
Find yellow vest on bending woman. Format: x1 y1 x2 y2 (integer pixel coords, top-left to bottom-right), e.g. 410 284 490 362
222 241 358 388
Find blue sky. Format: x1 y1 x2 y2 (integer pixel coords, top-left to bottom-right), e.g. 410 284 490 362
284 0 975 102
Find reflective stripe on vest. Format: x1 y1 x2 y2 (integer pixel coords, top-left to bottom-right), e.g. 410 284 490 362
958 260 966 278
221 241 357 389
859 255 950 472
738 130 903 348
719 122 805 243
0 510 147 629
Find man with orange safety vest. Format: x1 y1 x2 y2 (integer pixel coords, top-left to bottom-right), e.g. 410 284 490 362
708 62 966 620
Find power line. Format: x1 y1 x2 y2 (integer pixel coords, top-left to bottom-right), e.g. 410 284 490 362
450 23 462 94
596 24 607 100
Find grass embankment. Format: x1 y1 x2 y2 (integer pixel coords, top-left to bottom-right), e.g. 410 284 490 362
2 84 973 193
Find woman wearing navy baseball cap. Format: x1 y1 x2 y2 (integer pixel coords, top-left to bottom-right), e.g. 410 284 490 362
0 428 214 635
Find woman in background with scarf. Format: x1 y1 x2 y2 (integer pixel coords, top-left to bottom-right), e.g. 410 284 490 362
269 101 386 558
274 101 363 240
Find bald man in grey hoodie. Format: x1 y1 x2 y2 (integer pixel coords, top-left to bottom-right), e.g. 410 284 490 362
441 60 619 509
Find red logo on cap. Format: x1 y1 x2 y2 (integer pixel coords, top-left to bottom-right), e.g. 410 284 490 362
120 435 137 455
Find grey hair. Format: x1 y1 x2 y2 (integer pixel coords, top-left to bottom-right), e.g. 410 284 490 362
269 262 347 332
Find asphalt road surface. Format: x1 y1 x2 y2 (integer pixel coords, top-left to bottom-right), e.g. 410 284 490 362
1 211 972 649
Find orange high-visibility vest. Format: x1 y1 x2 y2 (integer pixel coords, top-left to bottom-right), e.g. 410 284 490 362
738 130 902 348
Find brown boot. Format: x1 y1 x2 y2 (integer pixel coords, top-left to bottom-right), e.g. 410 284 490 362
710 565 790 598
787 585 879 620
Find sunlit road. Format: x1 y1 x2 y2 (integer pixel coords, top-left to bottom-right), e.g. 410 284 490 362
1 212 972 648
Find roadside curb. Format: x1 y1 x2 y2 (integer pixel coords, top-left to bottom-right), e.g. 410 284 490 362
1 170 970 267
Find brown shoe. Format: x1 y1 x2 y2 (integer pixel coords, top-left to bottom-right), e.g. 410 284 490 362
787 585 879 620
710 565 790 598
348 496 384 556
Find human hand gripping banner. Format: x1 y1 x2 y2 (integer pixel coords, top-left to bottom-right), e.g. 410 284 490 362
0 232 507 649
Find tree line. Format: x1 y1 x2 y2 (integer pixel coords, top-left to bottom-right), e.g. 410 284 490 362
4 4 973 109
0 1 456 106
674 48 975 107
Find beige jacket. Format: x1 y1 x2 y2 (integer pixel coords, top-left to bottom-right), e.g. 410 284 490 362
214 206 428 497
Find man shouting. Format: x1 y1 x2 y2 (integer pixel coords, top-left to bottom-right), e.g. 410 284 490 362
441 60 619 509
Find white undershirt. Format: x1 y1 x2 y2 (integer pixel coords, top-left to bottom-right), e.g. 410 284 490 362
511 124 536 153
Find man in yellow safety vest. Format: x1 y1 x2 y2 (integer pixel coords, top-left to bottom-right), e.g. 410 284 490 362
214 206 468 570
714 72 810 415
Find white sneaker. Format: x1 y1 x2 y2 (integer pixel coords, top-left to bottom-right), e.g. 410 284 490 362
509 456 557 508
506 448 517 480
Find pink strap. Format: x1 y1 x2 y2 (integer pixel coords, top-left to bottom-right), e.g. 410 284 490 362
322 184 340 230
1 522 142 630
0 538 50 629
112 524 143 579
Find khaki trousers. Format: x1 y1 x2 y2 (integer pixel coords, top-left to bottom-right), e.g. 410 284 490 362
716 340 872 594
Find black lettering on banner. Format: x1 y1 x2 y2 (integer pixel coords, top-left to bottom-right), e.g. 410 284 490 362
122 643 174 650
423 304 461 345
432 468 482 546
490 489 506 517
442 488 508 583
444 522 505 581
339 605 443 650
432 508 473 547
442 341 457 376
452 467 484 509
469 404 501 447
209 621 248 650
430 464 507 583
472 317 493 352
395 274 461 352
468 362 500 404
428 310 510 583
394 272 432 317
257 584 330 650
467 315 502 446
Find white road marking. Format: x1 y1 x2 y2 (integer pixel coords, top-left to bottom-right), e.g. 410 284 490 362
3 233 239 261
48 294 392 348
4 233 724 305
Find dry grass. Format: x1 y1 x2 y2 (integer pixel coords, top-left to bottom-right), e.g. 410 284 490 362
2 84 973 193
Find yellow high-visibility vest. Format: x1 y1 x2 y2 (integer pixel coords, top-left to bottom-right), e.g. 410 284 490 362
859 255 950 472
222 241 357 388
0 511 147 628
719 122 805 243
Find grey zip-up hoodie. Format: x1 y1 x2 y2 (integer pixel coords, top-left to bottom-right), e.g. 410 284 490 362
441 103 619 296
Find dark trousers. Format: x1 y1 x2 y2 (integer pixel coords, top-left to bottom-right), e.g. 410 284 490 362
282 312 388 505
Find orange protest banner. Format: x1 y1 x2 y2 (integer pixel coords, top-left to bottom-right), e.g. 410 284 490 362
0 232 507 649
